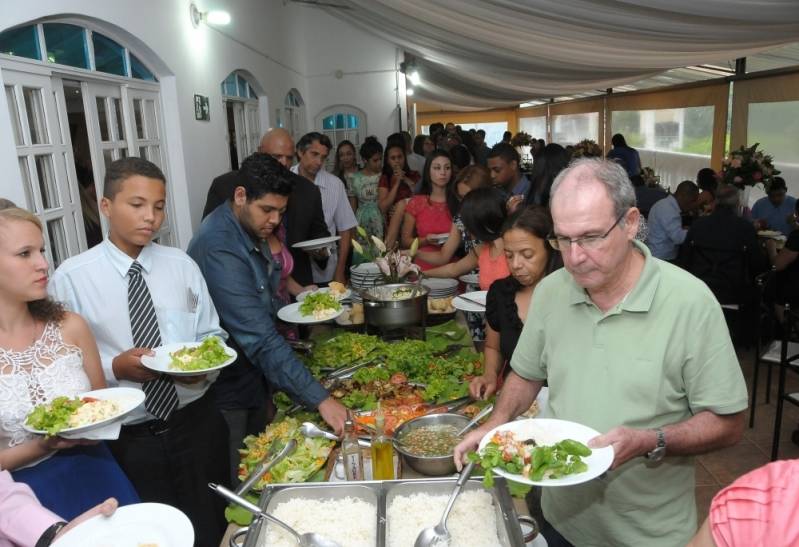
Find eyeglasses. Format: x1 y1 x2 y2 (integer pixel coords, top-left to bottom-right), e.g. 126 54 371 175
547 210 628 251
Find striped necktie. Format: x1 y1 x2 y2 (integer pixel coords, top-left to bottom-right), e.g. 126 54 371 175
127 260 179 421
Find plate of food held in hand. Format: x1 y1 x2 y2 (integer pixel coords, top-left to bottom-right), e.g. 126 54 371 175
471 418 614 487
279 291 344 323
291 235 341 251
297 282 351 303
24 387 145 437
140 336 237 376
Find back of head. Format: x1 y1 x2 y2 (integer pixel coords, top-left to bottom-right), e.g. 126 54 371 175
104 157 165 200
675 180 699 198
450 144 472 171
412 134 427 155
460 186 507 242
696 168 718 194
401 131 412 149
526 143 570 206
239 152 294 200
715 184 740 209
455 164 491 191
296 131 331 154
360 136 383 160
611 133 627 148
487 142 520 166
770 176 788 194
0 198 17 210
0 204 42 231
551 158 636 219
386 132 405 150
502 131 512 142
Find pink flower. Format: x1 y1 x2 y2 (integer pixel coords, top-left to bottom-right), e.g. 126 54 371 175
731 158 742 168
733 175 743 184
375 257 390 276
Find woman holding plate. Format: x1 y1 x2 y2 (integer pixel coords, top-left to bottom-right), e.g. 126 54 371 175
470 205 561 400
0 204 138 519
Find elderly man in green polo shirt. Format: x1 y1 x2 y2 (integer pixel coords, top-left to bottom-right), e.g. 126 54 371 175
454 158 747 547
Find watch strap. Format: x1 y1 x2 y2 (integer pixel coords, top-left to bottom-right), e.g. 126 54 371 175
36 521 68 547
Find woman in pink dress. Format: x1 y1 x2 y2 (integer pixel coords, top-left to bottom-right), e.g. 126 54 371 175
402 151 455 271
268 225 316 339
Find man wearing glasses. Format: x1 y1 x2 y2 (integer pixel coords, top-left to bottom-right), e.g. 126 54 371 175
455 158 747 547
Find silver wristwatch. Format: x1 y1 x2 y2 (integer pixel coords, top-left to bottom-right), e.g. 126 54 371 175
646 427 666 462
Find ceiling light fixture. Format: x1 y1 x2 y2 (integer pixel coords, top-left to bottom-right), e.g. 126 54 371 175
406 88 415 96
190 4 232 27
408 70 420 86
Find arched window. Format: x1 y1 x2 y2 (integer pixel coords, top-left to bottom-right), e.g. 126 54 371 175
221 71 261 170
1 20 168 268
276 88 305 141
316 105 366 169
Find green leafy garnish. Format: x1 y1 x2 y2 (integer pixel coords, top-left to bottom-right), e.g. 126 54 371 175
298 292 341 317
26 396 84 436
169 336 229 371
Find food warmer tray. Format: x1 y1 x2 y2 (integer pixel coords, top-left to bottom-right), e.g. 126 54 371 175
232 476 527 547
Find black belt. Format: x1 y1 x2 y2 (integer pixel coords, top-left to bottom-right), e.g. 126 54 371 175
122 395 207 436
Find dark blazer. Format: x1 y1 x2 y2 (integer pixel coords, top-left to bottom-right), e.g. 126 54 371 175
202 166 330 286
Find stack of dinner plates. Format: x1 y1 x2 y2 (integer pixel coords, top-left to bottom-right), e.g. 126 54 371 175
421 278 459 299
349 263 383 301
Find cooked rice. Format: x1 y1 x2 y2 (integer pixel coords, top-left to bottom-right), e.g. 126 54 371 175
387 490 501 547
259 496 376 547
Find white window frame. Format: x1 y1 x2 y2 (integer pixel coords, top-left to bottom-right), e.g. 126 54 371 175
221 71 261 169
315 104 366 171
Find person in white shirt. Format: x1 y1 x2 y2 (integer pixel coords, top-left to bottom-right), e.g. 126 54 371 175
49 158 229 547
404 131 427 174
646 181 699 261
292 132 358 284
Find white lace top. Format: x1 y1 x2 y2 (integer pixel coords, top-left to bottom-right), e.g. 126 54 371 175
0 321 91 451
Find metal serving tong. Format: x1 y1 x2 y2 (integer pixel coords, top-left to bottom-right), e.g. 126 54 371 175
235 438 297 496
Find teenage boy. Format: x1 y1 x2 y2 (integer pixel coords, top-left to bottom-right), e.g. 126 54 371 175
49 157 229 547
188 152 347 481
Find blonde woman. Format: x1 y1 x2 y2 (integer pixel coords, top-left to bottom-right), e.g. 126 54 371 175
0 204 137 519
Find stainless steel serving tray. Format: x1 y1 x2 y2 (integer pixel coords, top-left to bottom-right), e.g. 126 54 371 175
232 477 526 547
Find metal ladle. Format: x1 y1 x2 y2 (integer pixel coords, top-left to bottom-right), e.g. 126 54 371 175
209 483 342 547
413 460 477 547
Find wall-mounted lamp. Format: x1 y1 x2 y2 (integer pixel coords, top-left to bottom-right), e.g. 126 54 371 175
408 70 420 86
190 4 232 28
406 88 415 96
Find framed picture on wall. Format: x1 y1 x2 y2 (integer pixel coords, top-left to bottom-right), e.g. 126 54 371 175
194 94 210 121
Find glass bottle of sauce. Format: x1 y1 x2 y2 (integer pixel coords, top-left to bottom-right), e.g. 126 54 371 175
370 403 395 480
341 418 363 481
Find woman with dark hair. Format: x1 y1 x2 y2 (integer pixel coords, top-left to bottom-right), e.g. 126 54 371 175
402 150 454 270
525 143 570 207
470 205 561 400
333 140 359 189
450 144 473 179
607 133 641 178
412 134 429 157
696 167 720 215
377 142 420 220
0 206 138 519
348 137 384 238
424 187 510 290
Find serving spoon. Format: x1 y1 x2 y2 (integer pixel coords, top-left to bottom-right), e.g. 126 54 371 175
299 421 372 447
413 460 477 547
209 483 342 547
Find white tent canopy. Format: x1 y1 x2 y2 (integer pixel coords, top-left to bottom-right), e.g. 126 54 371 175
328 0 799 108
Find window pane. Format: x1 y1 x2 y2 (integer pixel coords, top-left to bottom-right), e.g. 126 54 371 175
139 146 147 158
222 74 237 97
96 97 110 141
23 87 49 145
323 115 334 130
347 114 358 129
143 99 158 139
335 114 345 129
46 218 68 268
455 122 508 148
129 54 156 81
18 157 34 210
5 86 23 146
133 98 144 139
611 107 714 155
237 75 247 98
518 116 547 140
35 155 59 209
43 23 89 69
147 145 161 167
103 148 114 170
120 147 128 158
551 112 599 146
92 33 127 76
248 84 256 99
0 25 41 60
748 100 799 197
113 97 125 140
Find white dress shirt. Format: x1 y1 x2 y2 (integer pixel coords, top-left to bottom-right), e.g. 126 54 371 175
49 239 227 423
407 152 426 175
646 194 687 261
291 167 358 282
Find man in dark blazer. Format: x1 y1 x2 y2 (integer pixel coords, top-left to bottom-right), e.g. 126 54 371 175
202 128 329 286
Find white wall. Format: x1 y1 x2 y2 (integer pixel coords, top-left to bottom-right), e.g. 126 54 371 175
0 0 401 243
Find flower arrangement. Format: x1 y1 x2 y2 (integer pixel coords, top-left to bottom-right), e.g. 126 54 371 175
721 143 780 191
640 166 661 187
510 132 533 148
571 139 603 159
351 227 421 283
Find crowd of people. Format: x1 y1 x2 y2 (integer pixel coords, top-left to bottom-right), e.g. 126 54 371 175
0 121 796 547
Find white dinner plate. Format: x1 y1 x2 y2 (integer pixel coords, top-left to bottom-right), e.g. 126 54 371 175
422 278 459 292
297 286 352 302
52 502 194 547
458 273 480 286
292 235 341 250
24 387 145 437
277 301 344 324
428 232 449 244
478 418 614 487
757 230 786 240
452 290 487 312
140 340 237 376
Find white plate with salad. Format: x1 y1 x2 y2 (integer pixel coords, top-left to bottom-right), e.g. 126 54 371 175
279 291 344 324
297 284 351 303
475 418 614 487
52 502 193 547
140 336 237 376
24 387 145 437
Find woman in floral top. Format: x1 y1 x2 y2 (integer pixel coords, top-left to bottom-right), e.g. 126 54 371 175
348 137 385 239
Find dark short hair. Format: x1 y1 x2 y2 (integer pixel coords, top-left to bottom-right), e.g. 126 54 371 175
502 204 561 275
502 131 512 140
386 132 405 150
460 186 507 242
487 142 520 165
611 133 628 147
476 129 486 137
296 132 332 154
769 176 787 193
103 157 165 199
696 168 718 194
239 153 294 200
412 134 428 156
360 136 383 160
675 180 699 197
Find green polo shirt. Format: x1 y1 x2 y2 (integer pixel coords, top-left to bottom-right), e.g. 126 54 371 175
511 240 747 547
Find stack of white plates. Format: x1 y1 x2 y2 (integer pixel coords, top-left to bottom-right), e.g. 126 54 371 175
350 263 383 302
421 278 459 299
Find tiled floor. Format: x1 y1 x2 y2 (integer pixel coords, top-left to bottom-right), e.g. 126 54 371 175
695 345 799 522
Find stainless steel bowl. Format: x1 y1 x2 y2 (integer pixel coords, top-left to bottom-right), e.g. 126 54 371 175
362 283 428 328
393 413 470 476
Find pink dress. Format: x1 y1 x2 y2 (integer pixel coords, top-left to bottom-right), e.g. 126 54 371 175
406 195 452 271
709 459 799 547
478 244 510 291
272 226 297 340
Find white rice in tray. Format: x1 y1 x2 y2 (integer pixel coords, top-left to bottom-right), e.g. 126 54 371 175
259 496 376 547
387 490 501 547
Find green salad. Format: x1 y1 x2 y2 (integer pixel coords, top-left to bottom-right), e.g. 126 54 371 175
298 292 341 318
169 336 229 371
26 396 85 436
